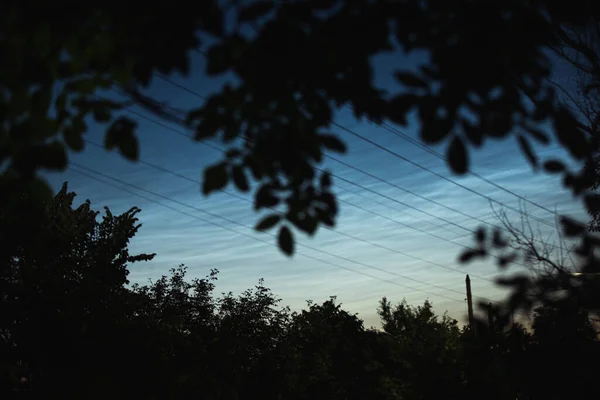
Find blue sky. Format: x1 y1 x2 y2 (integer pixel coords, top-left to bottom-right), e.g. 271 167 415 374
44 34 588 329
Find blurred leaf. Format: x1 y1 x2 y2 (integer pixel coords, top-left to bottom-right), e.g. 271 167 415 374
560 216 586 237
517 135 537 167
232 165 249 192
462 119 483 147
459 249 483 264
202 162 229 195
543 159 565 174
388 94 417 126
524 126 550 144
226 148 242 159
63 125 84 152
475 227 486 243
583 194 600 217
255 184 279 210
395 72 428 89
421 118 453 144
93 106 112 123
105 117 138 161
239 1 274 22
447 135 468 174
278 225 294 256
38 141 68 170
319 134 347 153
255 214 281 231
498 253 518 269
320 171 332 189
31 86 53 115
492 228 508 248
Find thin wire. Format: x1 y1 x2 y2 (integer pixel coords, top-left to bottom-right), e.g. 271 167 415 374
155 71 559 231
69 163 470 303
378 120 564 220
83 138 495 284
153 73 562 234
105 105 539 271
333 121 558 229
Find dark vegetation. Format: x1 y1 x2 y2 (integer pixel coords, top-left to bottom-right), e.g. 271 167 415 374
3 1 600 398
1 185 599 399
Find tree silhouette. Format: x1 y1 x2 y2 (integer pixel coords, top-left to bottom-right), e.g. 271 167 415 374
0 183 155 398
377 297 463 399
1 184 598 398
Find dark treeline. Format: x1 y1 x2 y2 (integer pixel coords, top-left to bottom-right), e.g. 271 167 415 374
1 184 599 399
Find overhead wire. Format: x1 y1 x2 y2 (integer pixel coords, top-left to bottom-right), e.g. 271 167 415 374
154 72 563 237
69 162 477 303
82 138 496 284
101 105 537 273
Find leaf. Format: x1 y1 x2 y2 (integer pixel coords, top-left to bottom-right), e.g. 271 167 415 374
105 116 138 162
395 72 428 89
63 125 84 151
226 148 242 159
239 1 274 22
202 162 229 195
118 130 138 161
517 135 537 167
543 159 565 174
388 94 417 126
560 216 586 237
289 214 318 235
320 171 332 189
232 165 249 192
255 184 279 210
553 107 589 160
492 229 508 248
462 118 483 147
459 249 478 264
31 86 53 115
475 227 486 243
319 134 347 153
38 141 68 170
92 106 112 123
447 135 468 174
421 118 453 144
524 126 550 144
498 253 518 269
278 225 294 256
583 194 600 217
67 78 97 95
255 214 281 231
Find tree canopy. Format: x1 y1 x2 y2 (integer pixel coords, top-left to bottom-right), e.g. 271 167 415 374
1 184 599 398
2 1 599 255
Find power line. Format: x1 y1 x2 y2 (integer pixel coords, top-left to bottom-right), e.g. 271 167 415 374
107 105 541 272
377 120 563 220
101 101 546 278
327 153 504 233
155 73 558 231
83 138 495 284
332 121 558 230
68 162 471 303
153 74 561 235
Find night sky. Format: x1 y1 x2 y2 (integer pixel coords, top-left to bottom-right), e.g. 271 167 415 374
43 38 587 329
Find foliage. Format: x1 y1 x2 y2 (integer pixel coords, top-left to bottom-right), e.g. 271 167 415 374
0 182 155 398
378 297 463 399
2 1 599 255
2 185 600 398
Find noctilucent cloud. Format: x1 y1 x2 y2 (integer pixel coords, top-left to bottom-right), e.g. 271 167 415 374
44 44 587 329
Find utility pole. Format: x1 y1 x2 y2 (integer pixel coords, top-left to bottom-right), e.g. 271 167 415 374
465 275 475 334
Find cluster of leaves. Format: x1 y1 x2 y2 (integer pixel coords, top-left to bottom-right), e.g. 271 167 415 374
3 1 600 255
